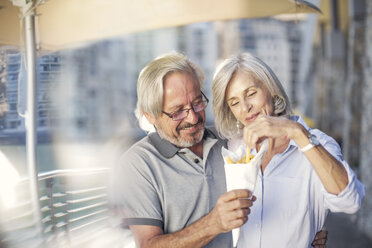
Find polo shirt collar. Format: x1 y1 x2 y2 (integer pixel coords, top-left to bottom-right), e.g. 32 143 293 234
148 132 179 158
148 128 217 158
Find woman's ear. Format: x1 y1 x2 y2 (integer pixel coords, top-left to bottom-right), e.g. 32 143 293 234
143 112 156 125
273 95 286 115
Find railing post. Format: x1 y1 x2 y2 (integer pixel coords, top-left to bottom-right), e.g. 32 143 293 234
45 177 56 242
19 0 44 242
61 177 71 246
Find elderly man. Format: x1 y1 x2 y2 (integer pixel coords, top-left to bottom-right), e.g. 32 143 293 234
111 52 327 248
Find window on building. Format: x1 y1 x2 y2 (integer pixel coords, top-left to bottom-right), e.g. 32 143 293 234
9 103 17 111
9 120 19 128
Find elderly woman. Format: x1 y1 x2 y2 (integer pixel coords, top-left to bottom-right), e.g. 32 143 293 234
212 53 365 248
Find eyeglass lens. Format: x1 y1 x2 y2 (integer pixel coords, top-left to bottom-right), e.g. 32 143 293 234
173 101 207 120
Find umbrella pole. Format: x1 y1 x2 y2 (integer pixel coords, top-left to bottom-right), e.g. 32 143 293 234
23 7 44 241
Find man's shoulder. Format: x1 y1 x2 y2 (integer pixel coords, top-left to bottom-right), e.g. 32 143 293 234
122 132 178 161
114 135 160 176
124 134 156 157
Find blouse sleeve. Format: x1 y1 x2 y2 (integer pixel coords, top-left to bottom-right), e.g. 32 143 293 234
312 129 365 213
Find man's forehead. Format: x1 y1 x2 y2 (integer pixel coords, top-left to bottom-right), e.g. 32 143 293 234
163 72 199 88
163 73 201 102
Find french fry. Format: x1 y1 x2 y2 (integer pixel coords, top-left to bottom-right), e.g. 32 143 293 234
226 150 254 164
227 157 234 164
246 148 251 163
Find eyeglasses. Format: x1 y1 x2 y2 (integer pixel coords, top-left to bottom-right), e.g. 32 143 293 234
162 92 209 121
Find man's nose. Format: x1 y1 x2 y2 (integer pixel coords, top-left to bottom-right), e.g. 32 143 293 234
184 108 198 124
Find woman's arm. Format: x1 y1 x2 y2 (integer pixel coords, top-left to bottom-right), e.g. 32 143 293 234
243 115 348 195
289 122 348 194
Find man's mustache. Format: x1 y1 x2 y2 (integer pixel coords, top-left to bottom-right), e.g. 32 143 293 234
177 117 204 131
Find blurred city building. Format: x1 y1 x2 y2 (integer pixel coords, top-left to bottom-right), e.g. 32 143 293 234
0 47 58 144
218 18 303 105
0 48 25 134
306 0 372 242
0 18 304 143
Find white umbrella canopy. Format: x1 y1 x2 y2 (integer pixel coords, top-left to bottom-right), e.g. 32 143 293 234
0 0 320 50
0 0 19 47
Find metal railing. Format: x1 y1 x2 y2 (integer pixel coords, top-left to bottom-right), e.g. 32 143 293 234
1 168 112 248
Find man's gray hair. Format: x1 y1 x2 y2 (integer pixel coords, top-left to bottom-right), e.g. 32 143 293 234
135 52 205 127
212 53 292 139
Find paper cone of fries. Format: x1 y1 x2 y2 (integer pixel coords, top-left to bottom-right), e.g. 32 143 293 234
221 139 268 247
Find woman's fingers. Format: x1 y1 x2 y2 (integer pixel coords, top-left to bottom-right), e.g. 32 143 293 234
243 115 291 147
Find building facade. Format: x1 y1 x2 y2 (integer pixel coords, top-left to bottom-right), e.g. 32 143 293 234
0 18 303 144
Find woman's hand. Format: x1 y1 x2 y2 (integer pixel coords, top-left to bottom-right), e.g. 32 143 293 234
242 114 297 149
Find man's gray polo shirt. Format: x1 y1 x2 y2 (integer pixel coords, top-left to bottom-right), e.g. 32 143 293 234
111 128 233 247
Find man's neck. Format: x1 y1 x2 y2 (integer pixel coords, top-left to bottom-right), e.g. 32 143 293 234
189 141 204 159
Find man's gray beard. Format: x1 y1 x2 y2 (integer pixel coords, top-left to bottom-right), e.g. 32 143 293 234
157 127 205 148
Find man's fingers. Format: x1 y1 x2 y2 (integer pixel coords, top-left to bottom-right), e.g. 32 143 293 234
219 189 252 203
222 197 253 213
228 216 249 229
234 207 251 219
312 228 328 247
317 229 328 239
214 192 253 222
312 239 326 245
211 190 256 233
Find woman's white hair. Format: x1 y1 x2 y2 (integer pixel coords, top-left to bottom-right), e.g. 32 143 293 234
212 53 292 139
135 52 205 128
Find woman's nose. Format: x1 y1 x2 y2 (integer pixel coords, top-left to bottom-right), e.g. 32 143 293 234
242 100 252 112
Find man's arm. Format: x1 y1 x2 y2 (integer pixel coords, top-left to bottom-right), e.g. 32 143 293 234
130 189 254 248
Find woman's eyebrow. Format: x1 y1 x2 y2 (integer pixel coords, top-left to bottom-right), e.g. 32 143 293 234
226 96 237 103
226 86 255 102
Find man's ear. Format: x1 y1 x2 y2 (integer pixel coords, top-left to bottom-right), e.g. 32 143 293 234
143 112 156 125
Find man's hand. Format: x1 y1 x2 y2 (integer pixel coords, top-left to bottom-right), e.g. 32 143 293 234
129 189 255 248
312 228 328 248
208 189 255 234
